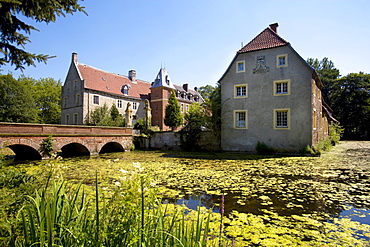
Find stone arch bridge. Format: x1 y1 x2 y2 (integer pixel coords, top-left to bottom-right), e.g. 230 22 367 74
0 123 134 161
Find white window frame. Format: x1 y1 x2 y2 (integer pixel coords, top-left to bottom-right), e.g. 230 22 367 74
234 110 248 129
133 102 138 110
274 108 290 130
273 79 290 96
236 60 245 73
234 84 248 98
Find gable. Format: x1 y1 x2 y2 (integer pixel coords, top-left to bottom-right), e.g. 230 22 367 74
238 27 289 53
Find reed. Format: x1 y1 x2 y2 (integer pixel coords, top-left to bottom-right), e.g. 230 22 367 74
10 168 217 246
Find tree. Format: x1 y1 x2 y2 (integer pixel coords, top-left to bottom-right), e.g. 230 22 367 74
85 103 111 126
18 76 62 124
110 104 125 127
330 72 370 140
85 103 125 127
203 83 221 138
0 73 38 122
307 57 340 105
164 90 183 131
181 103 206 150
0 0 86 70
198 85 215 100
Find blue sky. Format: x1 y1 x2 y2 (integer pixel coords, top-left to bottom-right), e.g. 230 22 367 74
1 0 369 88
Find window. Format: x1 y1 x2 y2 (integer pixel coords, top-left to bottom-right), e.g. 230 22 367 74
65 114 70 125
234 110 248 129
133 102 138 110
186 105 189 112
76 94 80 105
181 103 184 113
234 84 248 98
117 100 122 108
313 109 317 129
74 113 78 125
274 80 290 96
121 85 130 95
236 60 245 73
93 95 99 105
277 54 288 67
63 97 68 107
274 109 290 129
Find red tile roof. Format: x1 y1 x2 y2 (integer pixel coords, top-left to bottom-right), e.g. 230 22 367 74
77 63 151 100
238 27 289 53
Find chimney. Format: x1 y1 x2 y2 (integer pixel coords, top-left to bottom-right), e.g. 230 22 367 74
183 83 189 91
269 23 279 33
128 70 136 82
72 52 78 63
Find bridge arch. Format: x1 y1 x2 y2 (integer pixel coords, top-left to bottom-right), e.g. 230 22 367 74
61 143 90 158
99 142 125 154
8 144 42 161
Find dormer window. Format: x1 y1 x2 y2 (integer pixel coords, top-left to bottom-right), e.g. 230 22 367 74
121 84 130 95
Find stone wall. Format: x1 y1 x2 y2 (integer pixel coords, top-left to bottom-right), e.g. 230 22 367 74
137 131 220 151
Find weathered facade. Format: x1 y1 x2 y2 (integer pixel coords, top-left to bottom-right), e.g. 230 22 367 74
61 54 203 130
219 23 335 152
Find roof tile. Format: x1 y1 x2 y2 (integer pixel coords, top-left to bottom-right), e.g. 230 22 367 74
238 27 289 53
77 63 151 100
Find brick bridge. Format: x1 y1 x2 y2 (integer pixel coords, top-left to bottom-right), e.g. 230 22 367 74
0 122 133 161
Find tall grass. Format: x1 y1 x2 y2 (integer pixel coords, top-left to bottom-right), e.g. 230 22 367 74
5 167 224 246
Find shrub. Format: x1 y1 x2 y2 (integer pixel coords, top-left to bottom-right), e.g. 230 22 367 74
255 141 275 155
329 122 344 145
40 135 54 157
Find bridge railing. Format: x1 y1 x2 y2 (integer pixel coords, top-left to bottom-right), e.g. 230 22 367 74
0 122 132 136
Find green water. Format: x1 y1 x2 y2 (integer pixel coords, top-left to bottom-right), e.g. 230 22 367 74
3 143 370 245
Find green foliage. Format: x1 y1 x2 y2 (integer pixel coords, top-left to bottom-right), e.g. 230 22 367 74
302 145 318 156
18 76 62 124
110 103 120 121
308 58 369 140
255 141 275 155
0 0 86 70
181 103 206 151
0 74 62 124
85 103 125 127
330 72 370 140
328 122 344 144
203 83 222 141
303 123 344 155
307 57 340 105
0 169 34 189
198 84 215 100
164 90 183 130
0 74 38 123
3 169 216 246
1 143 370 246
40 135 54 157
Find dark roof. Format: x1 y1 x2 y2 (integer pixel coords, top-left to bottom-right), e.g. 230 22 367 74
238 26 289 53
